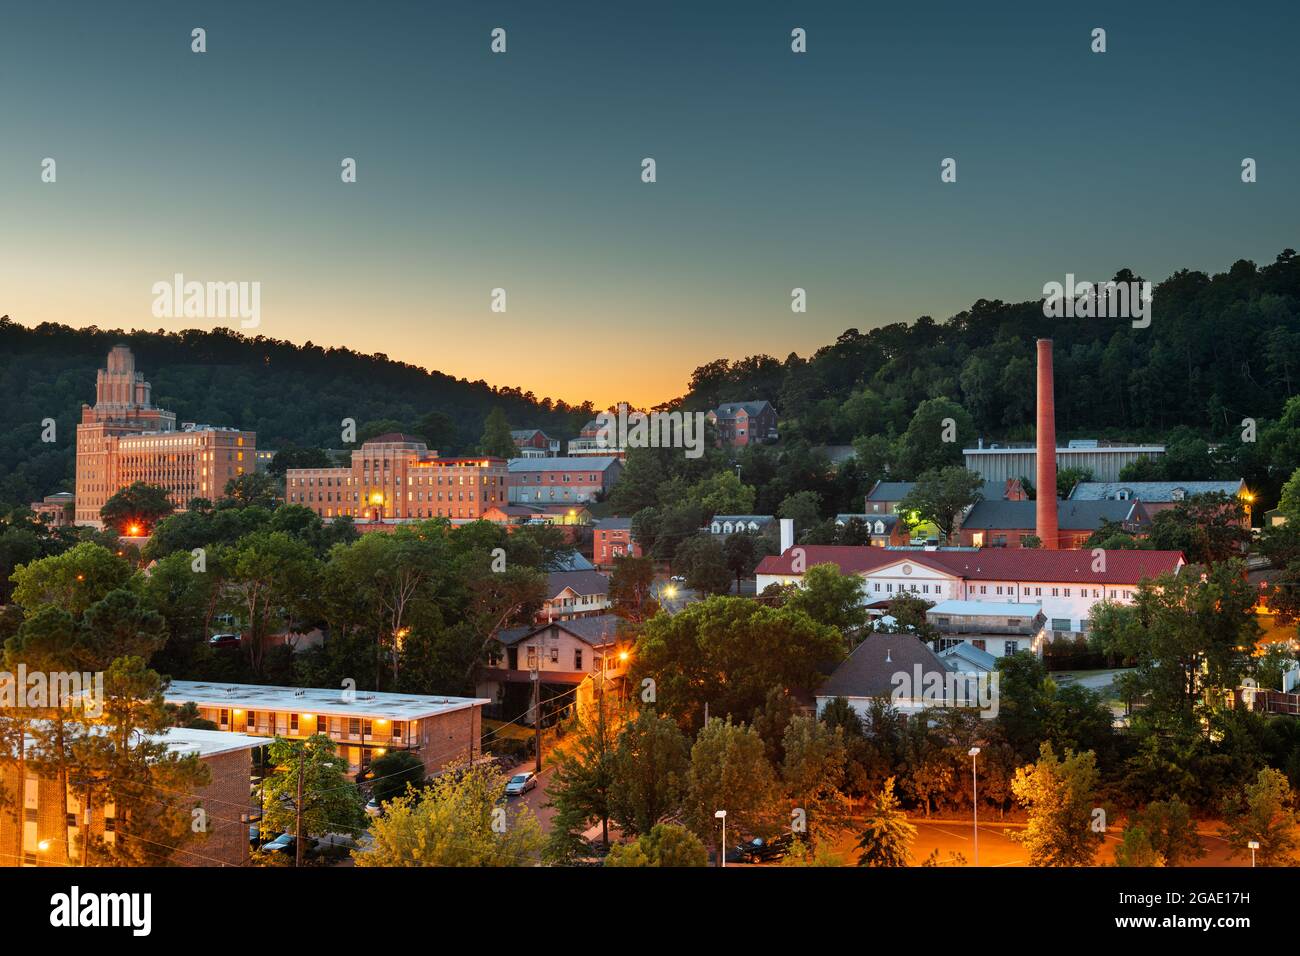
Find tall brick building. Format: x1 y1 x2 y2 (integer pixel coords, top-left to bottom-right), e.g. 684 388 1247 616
285 433 508 521
75 345 255 526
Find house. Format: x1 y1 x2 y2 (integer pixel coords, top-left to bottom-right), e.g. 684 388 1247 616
755 545 1185 640
1264 509 1288 528
927 599 1048 658
0 726 264 867
1069 480 1253 525
957 499 1151 549
835 513 909 547
708 514 775 536
538 569 611 622
163 680 488 775
479 614 631 724
815 634 955 718
706 401 778 447
592 516 641 567
507 457 622 504
511 428 561 458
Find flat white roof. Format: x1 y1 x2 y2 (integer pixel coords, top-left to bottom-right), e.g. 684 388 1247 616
157 726 268 759
164 680 489 721
25 724 266 760
927 599 1043 617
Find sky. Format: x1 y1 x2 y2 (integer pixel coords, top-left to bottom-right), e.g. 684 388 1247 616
2 1 1297 409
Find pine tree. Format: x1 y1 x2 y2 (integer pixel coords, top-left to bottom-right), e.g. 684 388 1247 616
855 777 916 867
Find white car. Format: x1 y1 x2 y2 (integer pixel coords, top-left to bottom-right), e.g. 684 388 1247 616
365 797 383 818
504 772 537 797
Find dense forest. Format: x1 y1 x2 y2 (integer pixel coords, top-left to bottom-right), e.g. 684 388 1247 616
0 317 594 506
679 251 1300 448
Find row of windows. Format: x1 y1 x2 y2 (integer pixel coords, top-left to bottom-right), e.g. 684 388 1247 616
870 580 1135 601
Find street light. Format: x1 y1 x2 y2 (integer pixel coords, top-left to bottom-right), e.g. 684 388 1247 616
1248 840 1260 867
968 747 981 867
715 810 727 868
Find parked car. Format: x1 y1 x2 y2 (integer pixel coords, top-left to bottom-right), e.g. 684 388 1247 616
669 575 686 584
261 832 317 860
208 633 241 650
504 771 537 797
365 797 383 818
727 834 794 864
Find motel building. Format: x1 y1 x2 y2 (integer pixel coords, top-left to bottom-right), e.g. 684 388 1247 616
755 545 1186 643
163 680 489 776
1 726 264 868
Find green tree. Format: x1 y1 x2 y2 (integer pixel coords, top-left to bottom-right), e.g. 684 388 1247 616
478 407 516 458
895 399 975 478
685 718 780 855
608 708 690 836
222 472 280 508
688 470 756 517
674 534 732 595
546 693 619 858
1130 797 1204 866
1010 742 1104 867
608 554 659 622
1220 768 1300 866
260 734 366 854
605 823 707 867
1113 825 1164 866
632 595 845 730
226 531 320 677
99 481 175 535
786 562 869 637
897 466 986 543
369 750 426 805
855 777 916 867
10 541 135 619
722 532 766 591
782 714 850 845
354 762 543 866
778 490 822 534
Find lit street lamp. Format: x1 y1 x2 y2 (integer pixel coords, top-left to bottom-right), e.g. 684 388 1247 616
1248 840 1259 867
715 809 727 868
969 747 981 867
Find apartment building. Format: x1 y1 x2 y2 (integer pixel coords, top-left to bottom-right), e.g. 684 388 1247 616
164 680 488 774
537 569 611 622
0 726 263 868
75 345 255 525
285 433 509 521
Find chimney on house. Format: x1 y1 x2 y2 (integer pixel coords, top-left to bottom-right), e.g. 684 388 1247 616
779 518 795 554
1035 339 1059 549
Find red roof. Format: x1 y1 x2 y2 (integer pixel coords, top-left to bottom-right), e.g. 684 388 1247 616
755 546 1185 585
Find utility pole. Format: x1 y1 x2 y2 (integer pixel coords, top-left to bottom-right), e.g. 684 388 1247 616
294 747 305 868
531 667 542 775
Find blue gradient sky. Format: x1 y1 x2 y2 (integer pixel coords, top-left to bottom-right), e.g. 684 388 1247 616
2 1 1297 407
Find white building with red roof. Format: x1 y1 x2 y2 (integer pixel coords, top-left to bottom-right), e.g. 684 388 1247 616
756 546 1185 640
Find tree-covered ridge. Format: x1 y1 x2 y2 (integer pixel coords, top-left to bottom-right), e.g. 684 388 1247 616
0 317 595 506
681 251 1300 445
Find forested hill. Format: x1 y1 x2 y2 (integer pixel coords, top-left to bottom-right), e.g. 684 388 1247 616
681 250 1300 448
0 318 593 506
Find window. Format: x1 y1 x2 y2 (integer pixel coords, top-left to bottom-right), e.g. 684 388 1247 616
349 718 361 737
1051 618 1071 631
574 649 583 669
1004 641 1019 656
550 646 559 663
290 713 299 732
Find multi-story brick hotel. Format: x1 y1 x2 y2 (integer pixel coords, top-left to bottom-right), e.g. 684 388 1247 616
75 346 255 526
286 433 508 521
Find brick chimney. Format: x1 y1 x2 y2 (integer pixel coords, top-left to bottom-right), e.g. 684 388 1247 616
1035 339 1059 549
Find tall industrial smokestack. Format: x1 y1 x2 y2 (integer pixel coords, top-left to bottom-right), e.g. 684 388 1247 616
1035 339 1059 549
